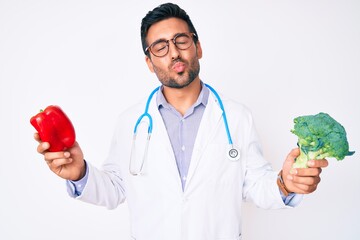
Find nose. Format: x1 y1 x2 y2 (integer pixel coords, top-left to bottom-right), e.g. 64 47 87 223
168 40 181 60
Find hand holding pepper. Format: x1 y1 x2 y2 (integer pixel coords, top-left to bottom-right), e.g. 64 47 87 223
32 105 86 181
35 134 86 181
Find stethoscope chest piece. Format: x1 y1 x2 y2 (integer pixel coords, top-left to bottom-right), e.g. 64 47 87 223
227 145 241 161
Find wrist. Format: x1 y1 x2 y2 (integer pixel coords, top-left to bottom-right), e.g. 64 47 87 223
277 170 292 197
72 159 87 181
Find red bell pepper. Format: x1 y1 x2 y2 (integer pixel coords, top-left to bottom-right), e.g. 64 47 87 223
30 105 76 152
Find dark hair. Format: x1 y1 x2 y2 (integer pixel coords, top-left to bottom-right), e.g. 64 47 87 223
140 2 199 55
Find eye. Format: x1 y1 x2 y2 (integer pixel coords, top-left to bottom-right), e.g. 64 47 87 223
175 35 190 45
152 41 168 53
174 34 192 50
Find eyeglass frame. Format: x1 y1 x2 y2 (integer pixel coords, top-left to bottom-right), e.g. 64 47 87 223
145 32 197 57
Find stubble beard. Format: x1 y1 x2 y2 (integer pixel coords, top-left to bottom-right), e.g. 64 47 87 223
153 57 200 89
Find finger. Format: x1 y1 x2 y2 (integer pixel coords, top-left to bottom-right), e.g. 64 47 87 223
291 182 318 194
34 132 40 142
295 167 322 177
37 142 50 154
307 159 329 168
290 175 321 186
290 175 321 194
44 152 71 168
44 151 70 162
48 157 73 168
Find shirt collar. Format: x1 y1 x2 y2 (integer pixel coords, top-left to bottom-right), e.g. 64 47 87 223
156 81 209 110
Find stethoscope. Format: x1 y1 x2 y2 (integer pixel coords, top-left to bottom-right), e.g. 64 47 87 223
129 83 241 176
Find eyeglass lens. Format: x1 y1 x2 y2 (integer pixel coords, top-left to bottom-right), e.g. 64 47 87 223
150 33 194 57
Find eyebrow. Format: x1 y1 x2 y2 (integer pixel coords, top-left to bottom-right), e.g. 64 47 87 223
151 38 167 45
151 32 184 45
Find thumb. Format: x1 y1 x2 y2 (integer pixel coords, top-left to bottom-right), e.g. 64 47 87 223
281 148 301 194
282 148 300 173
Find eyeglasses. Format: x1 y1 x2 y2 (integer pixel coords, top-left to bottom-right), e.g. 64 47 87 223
145 32 196 57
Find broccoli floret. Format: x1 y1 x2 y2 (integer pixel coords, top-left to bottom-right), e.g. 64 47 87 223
291 112 355 168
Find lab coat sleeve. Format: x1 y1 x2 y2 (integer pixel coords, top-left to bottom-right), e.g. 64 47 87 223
73 117 129 209
68 101 147 209
74 161 126 209
64 152 126 209
241 112 296 209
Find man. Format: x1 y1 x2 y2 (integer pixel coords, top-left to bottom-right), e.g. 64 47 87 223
35 3 328 239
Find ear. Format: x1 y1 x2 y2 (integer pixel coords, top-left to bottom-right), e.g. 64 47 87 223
195 41 203 59
145 55 155 73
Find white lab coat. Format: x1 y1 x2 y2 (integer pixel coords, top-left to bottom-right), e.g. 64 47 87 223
77 91 288 240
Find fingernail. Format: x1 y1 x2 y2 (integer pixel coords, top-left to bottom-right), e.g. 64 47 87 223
308 160 315 167
287 175 293 181
64 152 70 158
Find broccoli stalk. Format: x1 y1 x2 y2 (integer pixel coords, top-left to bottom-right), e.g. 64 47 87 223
293 143 331 168
291 112 355 168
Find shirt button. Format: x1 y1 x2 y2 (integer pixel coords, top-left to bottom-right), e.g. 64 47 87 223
182 145 185 151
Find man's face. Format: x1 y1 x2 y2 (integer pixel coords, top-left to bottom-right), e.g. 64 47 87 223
145 18 202 89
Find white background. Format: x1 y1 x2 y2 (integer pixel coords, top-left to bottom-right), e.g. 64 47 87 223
1 0 359 239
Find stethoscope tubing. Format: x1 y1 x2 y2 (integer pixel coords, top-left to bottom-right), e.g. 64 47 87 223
204 83 233 145
134 84 233 145
133 86 160 135
130 83 239 175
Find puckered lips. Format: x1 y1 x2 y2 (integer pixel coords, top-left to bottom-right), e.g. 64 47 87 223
172 61 186 73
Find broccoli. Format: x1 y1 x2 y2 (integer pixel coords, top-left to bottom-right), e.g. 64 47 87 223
291 112 355 168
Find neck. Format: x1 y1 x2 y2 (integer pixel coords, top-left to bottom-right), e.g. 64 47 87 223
162 78 202 116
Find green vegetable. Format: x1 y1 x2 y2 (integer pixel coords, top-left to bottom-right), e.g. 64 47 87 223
291 112 355 168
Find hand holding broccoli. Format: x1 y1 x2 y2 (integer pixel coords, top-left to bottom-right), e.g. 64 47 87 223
291 112 355 168
281 148 328 195
280 112 354 195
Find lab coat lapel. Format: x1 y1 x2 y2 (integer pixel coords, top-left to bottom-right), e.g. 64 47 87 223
148 96 183 189
185 94 223 191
